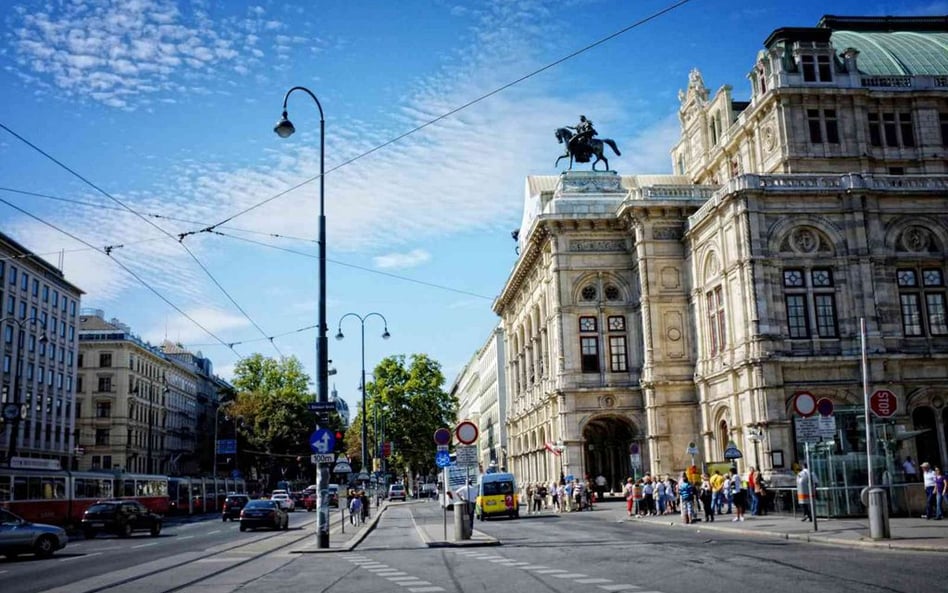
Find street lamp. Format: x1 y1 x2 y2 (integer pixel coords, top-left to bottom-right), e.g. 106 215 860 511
335 312 390 477
552 440 566 484
276 86 332 548
2 316 47 466
748 424 767 471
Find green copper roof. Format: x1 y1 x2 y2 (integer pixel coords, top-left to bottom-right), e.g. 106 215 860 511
831 30 948 76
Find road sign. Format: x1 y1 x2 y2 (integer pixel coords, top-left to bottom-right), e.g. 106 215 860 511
435 450 452 468
455 420 479 445
356 471 370 481
793 391 817 417
310 428 335 453
723 441 743 460
797 415 836 443
333 461 353 474
817 398 835 417
433 427 452 446
311 453 335 464
456 445 478 466
308 401 336 412
870 389 897 418
685 441 699 456
629 443 640 455
382 441 392 457
216 438 236 455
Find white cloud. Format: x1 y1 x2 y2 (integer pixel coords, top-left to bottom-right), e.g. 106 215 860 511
372 249 431 270
141 306 252 345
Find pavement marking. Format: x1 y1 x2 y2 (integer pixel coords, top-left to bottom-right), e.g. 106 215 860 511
59 552 101 561
389 576 424 582
395 581 431 587
533 569 568 574
520 565 550 570
207 530 221 534
377 571 408 576
554 573 590 579
576 578 613 584
505 562 531 566
406 588 444 593
598 586 641 591
177 535 194 540
131 542 158 549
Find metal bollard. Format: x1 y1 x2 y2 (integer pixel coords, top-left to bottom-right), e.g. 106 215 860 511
867 487 890 540
453 502 472 540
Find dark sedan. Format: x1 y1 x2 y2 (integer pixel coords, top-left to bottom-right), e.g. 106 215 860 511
81 500 162 538
239 500 289 531
222 494 251 521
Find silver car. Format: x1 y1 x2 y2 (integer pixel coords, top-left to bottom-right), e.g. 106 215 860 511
0 508 68 559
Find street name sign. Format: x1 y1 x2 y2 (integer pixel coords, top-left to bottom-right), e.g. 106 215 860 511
308 401 337 412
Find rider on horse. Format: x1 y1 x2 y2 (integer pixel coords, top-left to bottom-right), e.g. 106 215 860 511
567 115 598 155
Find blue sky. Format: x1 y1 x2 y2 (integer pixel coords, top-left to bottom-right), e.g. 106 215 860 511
1 0 943 416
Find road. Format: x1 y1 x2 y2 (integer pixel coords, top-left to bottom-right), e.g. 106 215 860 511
2 501 946 593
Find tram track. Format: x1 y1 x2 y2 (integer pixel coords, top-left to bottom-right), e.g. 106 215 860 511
43 515 325 593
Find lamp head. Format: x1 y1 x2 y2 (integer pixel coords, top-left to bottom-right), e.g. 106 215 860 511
381 328 390 340
335 329 344 341
274 111 295 138
38 333 49 344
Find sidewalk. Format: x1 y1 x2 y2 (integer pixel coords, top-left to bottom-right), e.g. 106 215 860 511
607 501 948 552
290 505 383 553
410 506 500 548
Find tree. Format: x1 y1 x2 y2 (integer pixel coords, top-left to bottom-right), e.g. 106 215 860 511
359 354 457 484
226 354 314 487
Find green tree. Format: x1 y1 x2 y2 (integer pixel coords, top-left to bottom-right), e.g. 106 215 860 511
360 354 457 484
226 354 314 485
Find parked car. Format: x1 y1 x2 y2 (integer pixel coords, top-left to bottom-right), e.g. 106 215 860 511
239 500 289 531
81 500 162 538
387 483 407 501
0 509 68 559
270 492 295 511
222 494 251 521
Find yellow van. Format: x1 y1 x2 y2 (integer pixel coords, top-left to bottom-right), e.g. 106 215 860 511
475 472 519 520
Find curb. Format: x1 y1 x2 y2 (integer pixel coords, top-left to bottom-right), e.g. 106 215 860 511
628 516 948 553
411 509 500 548
291 502 387 553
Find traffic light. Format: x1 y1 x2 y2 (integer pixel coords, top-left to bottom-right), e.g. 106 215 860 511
334 430 345 452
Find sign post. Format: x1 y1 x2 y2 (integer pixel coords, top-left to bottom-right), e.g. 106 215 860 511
309 428 335 548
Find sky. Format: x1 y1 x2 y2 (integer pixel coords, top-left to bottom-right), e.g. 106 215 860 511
1 0 944 420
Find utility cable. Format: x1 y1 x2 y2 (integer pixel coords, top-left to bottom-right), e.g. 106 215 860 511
0 123 284 357
0 196 244 359
201 0 695 230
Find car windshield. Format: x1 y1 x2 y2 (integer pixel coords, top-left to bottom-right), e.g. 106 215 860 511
86 503 118 513
246 501 276 509
391 485 404 491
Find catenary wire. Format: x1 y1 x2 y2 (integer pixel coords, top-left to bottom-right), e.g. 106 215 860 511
196 0 696 231
0 196 244 359
0 123 284 357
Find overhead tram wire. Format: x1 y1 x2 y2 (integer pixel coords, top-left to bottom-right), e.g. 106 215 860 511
209 229 494 300
0 196 244 360
0 186 318 244
0 123 284 358
192 0 696 232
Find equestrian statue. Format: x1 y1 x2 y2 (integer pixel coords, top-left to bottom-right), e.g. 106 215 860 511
555 115 621 171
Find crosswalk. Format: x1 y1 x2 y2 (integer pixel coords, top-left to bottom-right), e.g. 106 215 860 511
341 550 669 593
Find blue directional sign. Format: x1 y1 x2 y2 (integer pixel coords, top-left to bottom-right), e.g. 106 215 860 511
435 450 452 468
309 428 335 454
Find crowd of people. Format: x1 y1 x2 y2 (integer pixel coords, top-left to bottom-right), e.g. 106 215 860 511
521 478 598 513
345 488 370 525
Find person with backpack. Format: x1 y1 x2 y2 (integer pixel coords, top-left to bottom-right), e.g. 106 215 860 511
679 475 696 524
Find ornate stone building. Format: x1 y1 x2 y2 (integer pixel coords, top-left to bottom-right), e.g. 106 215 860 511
495 15 948 509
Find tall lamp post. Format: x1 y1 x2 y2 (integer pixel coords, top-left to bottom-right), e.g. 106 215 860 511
2 316 47 467
275 86 330 548
335 313 390 478
748 424 766 471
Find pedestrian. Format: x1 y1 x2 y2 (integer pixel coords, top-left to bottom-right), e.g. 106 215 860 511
679 475 696 524
903 456 918 482
623 478 635 517
797 463 816 522
595 473 607 502
700 473 714 522
729 467 746 522
349 494 363 525
360 490 370 523
934 467 945 520
710 469 725 514
550 480 560 512
922 462 937 518
747 466 759 516
454 479 477 524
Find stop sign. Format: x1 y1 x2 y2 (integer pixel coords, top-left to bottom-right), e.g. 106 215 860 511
870 389 897 418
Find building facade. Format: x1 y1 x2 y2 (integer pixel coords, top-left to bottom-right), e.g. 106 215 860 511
494 16 948 511
0 232 84 469
450 324 508 472
76 310 199 474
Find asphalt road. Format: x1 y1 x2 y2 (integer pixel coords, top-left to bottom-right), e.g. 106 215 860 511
3 502 946 593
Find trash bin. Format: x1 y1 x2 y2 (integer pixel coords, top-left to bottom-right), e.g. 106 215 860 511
453 502 473 540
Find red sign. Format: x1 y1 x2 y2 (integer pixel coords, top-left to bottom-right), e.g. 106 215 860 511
381 442 392 457
455 420 479 445
870 390 897 418
793 391 817 417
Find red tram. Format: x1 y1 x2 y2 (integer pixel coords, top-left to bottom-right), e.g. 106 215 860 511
0 469 246 528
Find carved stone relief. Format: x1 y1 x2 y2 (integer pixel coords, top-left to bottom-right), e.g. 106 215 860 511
653 225 684 241
661 266 680 290
569 239 626 252
663 310 685 359
899 226 933 253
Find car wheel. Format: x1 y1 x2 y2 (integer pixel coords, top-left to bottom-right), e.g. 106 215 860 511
239 523 246 532
150 522 161 537
83 528 96 540
34 535 57 558
120 522 132 538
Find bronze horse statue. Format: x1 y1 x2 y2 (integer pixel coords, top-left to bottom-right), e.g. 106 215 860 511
555 127 621 171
